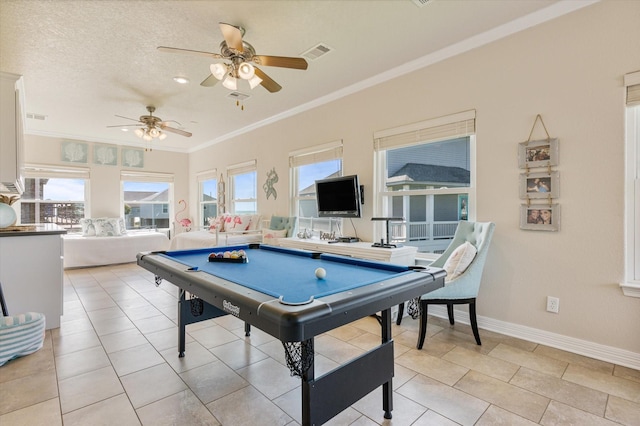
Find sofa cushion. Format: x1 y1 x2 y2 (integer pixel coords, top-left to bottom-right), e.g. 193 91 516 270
443 241 477 282
0 312 46 366
269 216 297 237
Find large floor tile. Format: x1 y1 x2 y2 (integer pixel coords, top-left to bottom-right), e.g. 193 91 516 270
563 364 640 403
137 389 220 426
396 349 468 386
55 345 111 380
397 373 488 425
0 371 58 415
120 363 188 409
455 370 550 423
180 360 248 404
58 366 124 413
62 393 140 426
206 386 292 426
0 397 62 426
605 395 640 426
108 342 165 376
237 357 300 400
489 343 568 378
209 339 269 370
540 400 620 426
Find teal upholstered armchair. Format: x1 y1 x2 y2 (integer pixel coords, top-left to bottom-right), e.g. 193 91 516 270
397 220 495 349
268 216 297 237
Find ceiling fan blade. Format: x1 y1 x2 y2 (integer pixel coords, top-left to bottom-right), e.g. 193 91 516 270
254 67 282 93
114 114 141 123
157 46 222 59
107 124 143 128
200 74 219 87
219 22 244 52
160 124 192 137
253 55 308 70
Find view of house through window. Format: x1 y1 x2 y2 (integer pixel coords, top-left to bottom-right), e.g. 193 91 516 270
293 159 342 234
199 177 218 227
20 177 86 230
122 181 171 230
377 136 473 254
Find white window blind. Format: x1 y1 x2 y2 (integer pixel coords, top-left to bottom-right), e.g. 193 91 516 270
197 169 217 182
24 164 90 179
625 70 640 106
227 160 257 176
374 110 476 151
120 170 174 183
289 140 343 167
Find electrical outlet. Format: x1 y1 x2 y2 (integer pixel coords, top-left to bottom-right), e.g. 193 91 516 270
546 296 559 313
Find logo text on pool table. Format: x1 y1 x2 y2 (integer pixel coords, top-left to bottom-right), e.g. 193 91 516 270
223 300 240 317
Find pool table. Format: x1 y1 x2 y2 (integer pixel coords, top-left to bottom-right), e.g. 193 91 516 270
137 244 445 425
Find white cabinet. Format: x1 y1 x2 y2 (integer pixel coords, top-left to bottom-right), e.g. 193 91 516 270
278 238 417 265
0 72 25 194
0 226 65 329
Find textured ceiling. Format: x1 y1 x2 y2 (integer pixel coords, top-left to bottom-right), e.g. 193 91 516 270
0 0 594 153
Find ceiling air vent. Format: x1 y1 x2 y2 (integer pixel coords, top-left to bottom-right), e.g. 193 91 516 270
227 91 250 101
411 0 431 7
26 112 47 120
302 43 332 61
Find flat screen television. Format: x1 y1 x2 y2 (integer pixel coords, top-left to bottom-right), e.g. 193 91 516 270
315 175 362 218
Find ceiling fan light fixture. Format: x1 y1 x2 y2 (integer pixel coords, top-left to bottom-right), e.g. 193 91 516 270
248 75 263 89
134 128 144 138
210 63 227 80
238 62 255 80
149 127 160 138
159 132 167 140
142 132 152 141
222 75 237 90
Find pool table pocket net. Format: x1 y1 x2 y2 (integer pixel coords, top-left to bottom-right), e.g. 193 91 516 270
283 340 314 377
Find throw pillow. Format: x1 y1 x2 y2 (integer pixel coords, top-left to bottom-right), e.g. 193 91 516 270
208 215 227 232
443 241 477 282
262 228 287 244
117 217 127 235
225 215 252 232
80 218 96 236
93 218 121 237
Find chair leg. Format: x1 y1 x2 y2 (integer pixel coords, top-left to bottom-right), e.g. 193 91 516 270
447 303 455 325
417 301 429 349
469 299 481 345
396 302 405 325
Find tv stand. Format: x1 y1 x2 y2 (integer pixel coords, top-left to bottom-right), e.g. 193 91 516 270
277 238 417 265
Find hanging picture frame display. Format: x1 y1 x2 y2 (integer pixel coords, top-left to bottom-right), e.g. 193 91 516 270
518 138 558 169
520 171 559 199
520 204 560 231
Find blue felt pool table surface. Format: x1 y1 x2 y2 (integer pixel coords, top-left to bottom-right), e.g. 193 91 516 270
161 244 412 304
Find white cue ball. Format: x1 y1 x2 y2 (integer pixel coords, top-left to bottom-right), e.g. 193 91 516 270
315 267 326 279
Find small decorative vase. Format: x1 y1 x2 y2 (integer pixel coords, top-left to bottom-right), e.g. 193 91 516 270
0 203 17 228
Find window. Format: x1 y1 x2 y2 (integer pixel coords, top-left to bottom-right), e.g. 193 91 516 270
20 165 89 230
197 171 218 227
228 161 257 214
290 141 343 233
121 171 173 230
623 71 640 297
374 110 476 254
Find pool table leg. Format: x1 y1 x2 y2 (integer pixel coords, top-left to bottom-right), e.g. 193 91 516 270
178 290 186 357
381 308 393 419
245 322 251 336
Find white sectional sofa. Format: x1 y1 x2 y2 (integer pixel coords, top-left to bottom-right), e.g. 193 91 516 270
63 217 170 268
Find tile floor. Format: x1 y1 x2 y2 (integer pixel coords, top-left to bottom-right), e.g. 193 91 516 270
1 262 639 425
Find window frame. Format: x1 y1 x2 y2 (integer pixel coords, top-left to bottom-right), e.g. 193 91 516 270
227 160 257 215
20 164 90 231
289 140 343 233
197 169 218 228
120 170 174 231
373 111 476 255
623 70 640 297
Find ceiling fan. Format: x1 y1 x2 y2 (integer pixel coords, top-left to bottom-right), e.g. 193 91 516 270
108 106 192 141
158 22 308 93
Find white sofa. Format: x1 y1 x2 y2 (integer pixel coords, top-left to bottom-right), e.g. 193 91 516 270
63 229 170 268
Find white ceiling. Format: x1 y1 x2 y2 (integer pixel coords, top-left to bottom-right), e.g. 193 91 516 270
0 0 594 153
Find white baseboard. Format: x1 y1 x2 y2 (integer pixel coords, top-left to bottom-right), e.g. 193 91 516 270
425 305 640 371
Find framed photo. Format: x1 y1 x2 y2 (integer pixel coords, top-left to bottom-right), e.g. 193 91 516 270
520 171 559 199
520 204 560 231
93 144 118 166
61 141 88 163
518 138 558 169
122 148 144 168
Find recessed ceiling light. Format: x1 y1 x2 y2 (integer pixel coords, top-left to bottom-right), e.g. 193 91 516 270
173 76 190 84
121 128 129 132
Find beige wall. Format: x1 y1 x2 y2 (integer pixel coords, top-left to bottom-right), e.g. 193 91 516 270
190 1 640 356
24 135 189 220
